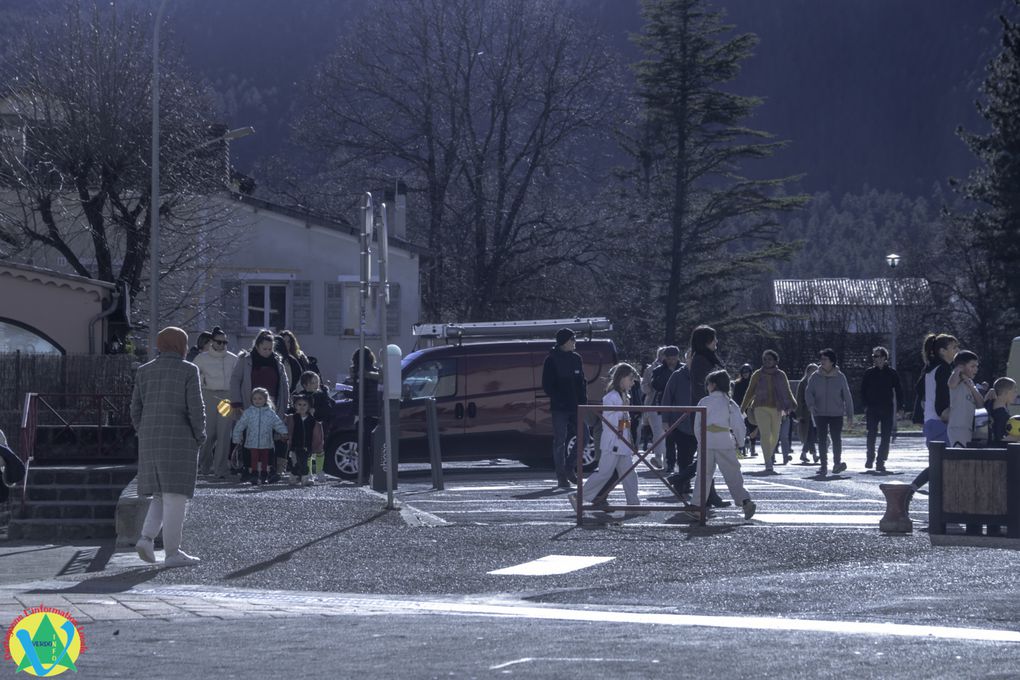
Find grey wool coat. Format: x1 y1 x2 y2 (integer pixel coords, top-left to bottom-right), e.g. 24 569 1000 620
131 352 207 498
229 350 290 416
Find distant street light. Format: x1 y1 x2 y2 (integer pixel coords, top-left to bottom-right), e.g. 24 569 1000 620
886 253 902 367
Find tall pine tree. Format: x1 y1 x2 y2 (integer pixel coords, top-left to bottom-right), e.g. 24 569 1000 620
943 1 1020 373
624 0 807 343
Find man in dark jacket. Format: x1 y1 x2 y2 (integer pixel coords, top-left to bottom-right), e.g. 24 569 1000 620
650 346 681 472
542 328 588 488
662 351 727 507
859 346 904 472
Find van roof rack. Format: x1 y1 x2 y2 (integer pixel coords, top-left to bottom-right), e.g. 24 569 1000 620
412 317 612 343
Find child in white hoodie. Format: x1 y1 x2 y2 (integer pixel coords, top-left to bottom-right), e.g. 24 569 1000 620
570 363 644 513
690 369 756 520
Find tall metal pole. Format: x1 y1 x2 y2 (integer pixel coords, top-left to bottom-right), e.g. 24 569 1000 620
891 303 898 369
149 0 170 355
378 203 393 508
358 193 373 485
886 254 901 368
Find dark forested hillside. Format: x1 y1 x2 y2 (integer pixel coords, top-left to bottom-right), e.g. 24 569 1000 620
774 186 950 280
157 0 1005 198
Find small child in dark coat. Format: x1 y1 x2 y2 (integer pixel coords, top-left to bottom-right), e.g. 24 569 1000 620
985 377 1017 444
292 371 334 480
285 394 324 486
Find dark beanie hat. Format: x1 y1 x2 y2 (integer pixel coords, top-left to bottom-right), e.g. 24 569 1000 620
555 328 575 346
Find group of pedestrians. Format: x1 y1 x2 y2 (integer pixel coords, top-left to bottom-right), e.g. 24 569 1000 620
130 326 374 567
556 325 758 521
190 327 331 485
556 321 1018 524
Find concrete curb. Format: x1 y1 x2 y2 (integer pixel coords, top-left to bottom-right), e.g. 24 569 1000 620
114 476 150 548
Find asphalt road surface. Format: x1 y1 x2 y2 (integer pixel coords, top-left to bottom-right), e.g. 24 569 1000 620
2 436 1019 679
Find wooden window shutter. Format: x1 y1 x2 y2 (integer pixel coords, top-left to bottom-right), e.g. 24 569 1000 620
325 282 344 336
220 279 244 334
292 280 313 334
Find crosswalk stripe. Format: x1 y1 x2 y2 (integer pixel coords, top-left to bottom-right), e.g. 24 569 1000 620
488 555 615 576
753 513 885 524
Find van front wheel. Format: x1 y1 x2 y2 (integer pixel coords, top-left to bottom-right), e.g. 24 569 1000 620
568 432 599 473
325 432 360 480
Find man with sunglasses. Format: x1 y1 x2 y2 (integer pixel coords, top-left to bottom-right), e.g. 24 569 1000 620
859 346 904 472
194 327 239 478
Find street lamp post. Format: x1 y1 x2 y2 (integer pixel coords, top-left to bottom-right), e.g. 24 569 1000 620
886 253 901 368
149 0 170 356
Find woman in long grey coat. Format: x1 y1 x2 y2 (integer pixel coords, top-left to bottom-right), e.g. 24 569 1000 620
130 327 207 568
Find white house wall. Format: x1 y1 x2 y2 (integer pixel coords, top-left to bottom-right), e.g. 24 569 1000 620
210 199 421 385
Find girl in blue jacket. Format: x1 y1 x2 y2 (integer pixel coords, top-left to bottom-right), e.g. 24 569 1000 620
232 388 289 485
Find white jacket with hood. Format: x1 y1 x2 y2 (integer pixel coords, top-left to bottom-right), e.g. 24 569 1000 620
600 390 633 457
694 390 747 450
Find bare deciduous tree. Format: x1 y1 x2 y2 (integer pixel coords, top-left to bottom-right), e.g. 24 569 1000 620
296 0 619 321
0 1 242 334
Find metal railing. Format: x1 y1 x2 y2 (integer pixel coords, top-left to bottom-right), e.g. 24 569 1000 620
574 405 708 526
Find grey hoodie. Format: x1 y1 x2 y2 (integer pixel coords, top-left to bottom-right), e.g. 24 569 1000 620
805 367 854 419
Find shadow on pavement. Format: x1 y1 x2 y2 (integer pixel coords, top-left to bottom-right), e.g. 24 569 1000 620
222 510 390 581
0 545 67 558
512 487 574 500
27 567 161 595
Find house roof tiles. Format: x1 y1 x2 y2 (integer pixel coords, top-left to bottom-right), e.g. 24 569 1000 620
773 278 931 307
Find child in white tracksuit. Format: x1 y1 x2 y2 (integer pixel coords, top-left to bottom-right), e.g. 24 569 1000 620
691 369 756 520
580 363 642 508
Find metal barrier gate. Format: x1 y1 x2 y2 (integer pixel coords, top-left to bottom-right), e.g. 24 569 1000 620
575 405 709 526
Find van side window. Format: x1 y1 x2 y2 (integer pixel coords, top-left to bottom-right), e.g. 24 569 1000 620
403 359 457 399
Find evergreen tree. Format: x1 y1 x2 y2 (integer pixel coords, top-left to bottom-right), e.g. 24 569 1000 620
948 1 1020 373
623 0 807 343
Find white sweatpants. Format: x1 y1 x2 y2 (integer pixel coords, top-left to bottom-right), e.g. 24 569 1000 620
198 390 233 476
646 412 666 458
691 447 750 507
140 493 189 557
584 453 639 505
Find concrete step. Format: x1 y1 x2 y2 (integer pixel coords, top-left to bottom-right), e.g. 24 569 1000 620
7 518 117 541
26 465 138 487
25 484 126 502
19 500 119 521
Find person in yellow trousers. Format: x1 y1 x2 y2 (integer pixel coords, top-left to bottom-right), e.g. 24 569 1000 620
739 350 797 474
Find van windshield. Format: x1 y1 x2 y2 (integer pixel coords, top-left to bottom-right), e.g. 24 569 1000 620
401 354 457 400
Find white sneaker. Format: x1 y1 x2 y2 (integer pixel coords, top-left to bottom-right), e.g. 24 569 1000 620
304 477 314 486
163 550 201 568
316 472 326 482
650 455 663 469
135 537 155 564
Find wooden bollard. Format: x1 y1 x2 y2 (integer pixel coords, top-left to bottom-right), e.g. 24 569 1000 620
879 483 914 533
